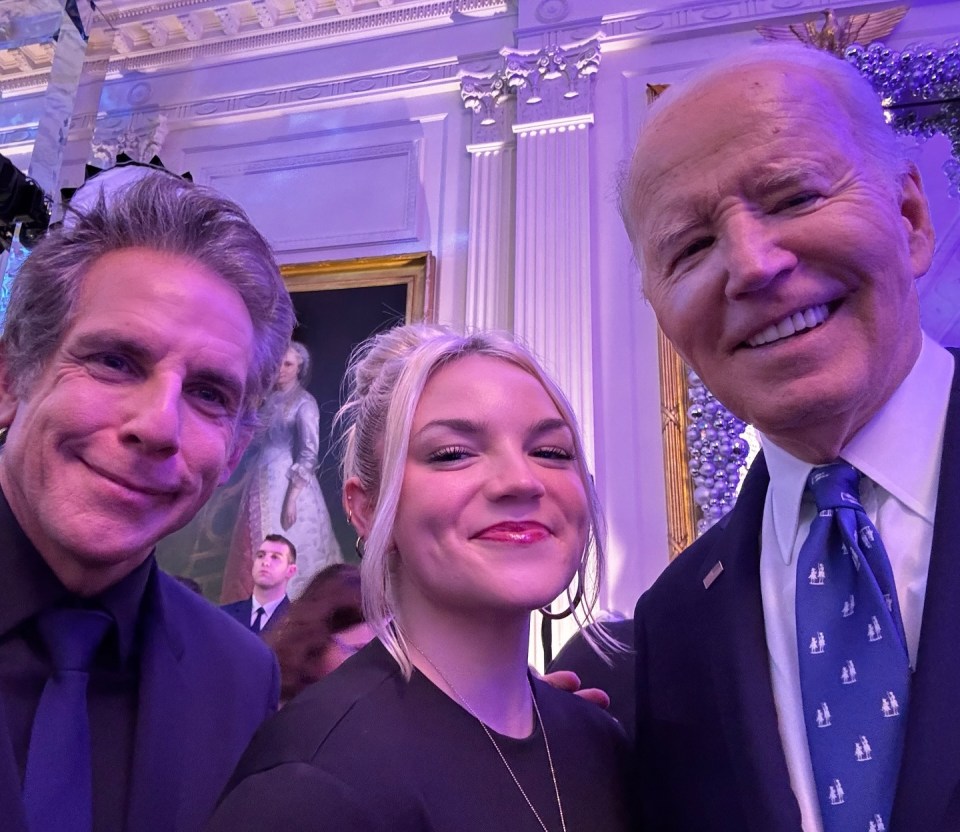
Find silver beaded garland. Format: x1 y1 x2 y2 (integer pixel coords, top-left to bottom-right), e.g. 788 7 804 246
846 40 960 198
686 369 750 535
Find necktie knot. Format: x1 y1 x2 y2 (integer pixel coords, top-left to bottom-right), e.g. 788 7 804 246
807 462 863 512
39 609 112 672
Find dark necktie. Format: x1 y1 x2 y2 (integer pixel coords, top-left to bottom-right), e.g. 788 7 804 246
251 606 265 633
23 608 113 832
796 462 909 832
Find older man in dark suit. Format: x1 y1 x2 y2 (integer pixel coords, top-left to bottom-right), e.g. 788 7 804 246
0 170 295 832
621 45 959 831
221 534 297 636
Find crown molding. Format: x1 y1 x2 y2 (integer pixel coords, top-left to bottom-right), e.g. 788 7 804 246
0 0 510 95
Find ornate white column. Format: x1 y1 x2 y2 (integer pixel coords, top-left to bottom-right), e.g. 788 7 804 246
459 71 516 332
506 38 600 464
504 38 602 666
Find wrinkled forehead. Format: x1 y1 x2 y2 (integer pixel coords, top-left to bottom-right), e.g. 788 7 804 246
636 63 827 180
629 63 851 239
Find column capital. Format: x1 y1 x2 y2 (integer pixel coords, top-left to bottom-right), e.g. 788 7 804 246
502 37 601 127
89 112 169 168
460 70 516 149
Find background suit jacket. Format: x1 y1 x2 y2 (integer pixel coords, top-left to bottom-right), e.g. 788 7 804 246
0 560 280 832
634 355 960 832
220 595 290 635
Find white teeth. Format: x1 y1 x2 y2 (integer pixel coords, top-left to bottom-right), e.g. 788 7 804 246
747 303 829 347
754 322 779 345
776 317 796 339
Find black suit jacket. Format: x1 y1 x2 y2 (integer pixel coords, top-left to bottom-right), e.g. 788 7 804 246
634 355 960 832
0 557 280 832
220 595 290 636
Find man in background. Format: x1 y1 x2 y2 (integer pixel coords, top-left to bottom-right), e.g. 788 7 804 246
221 534 297 635
621 45 959 830
0 170 296 832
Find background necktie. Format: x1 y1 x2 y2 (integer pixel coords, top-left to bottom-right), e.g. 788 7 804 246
796 462 909 832
251 606 265 633
22 608 112 832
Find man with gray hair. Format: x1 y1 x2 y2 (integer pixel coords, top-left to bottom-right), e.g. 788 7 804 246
622 46 958 831
0 171 296 832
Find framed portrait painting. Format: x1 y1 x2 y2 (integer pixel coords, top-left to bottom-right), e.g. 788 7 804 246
156 252 435 602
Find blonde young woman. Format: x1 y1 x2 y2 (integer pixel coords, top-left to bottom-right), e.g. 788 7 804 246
207 325 633 832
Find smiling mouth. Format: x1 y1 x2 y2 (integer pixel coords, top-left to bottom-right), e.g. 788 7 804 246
746 303 830 348
476 522 550 544
85 461 177 498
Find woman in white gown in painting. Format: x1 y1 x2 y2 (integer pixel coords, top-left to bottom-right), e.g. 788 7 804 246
223 342 342 601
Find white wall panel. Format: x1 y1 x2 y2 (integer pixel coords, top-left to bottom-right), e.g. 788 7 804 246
203 141 422 251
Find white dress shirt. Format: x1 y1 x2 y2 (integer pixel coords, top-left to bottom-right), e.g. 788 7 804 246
759 335 954 832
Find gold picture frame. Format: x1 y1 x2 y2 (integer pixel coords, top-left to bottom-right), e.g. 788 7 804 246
280 252 436 322
657 329 698 559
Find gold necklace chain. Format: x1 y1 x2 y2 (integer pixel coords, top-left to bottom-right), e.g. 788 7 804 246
411 644 568 832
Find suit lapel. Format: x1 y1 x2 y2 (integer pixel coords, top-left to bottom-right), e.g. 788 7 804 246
126 573 187 832
893 353 960 829
701 455 804 831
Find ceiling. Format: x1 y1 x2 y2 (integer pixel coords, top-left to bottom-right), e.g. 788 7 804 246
1 0 511 94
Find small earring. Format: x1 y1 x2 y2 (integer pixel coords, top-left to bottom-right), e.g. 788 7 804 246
355 536 365 560
540 568 584 620
347 508 353 526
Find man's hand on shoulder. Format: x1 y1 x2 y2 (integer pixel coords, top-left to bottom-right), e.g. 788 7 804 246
536 669 611 709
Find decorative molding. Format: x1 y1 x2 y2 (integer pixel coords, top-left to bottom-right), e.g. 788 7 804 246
214 6 241 35
142 20 171 48
294 0 317 23
535 0 568 25
113 28 135 52
178 12 205 40
0 57 463 146
89 112 169 167
253 0 280 28
513 114 592 136
518 0 902 48
0 0 511 95
503 38 600 125
1 0 899 97
459 70 515 146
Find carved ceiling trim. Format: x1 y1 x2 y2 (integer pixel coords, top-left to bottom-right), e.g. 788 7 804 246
521 0 906 48
0 54 468 146
0 0 509 95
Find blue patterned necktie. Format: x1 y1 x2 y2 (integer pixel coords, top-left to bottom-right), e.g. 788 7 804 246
23 608 113 832
796 462 910 832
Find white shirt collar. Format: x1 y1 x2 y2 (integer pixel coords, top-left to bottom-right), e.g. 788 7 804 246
251 593 287 621
762 334 954 563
